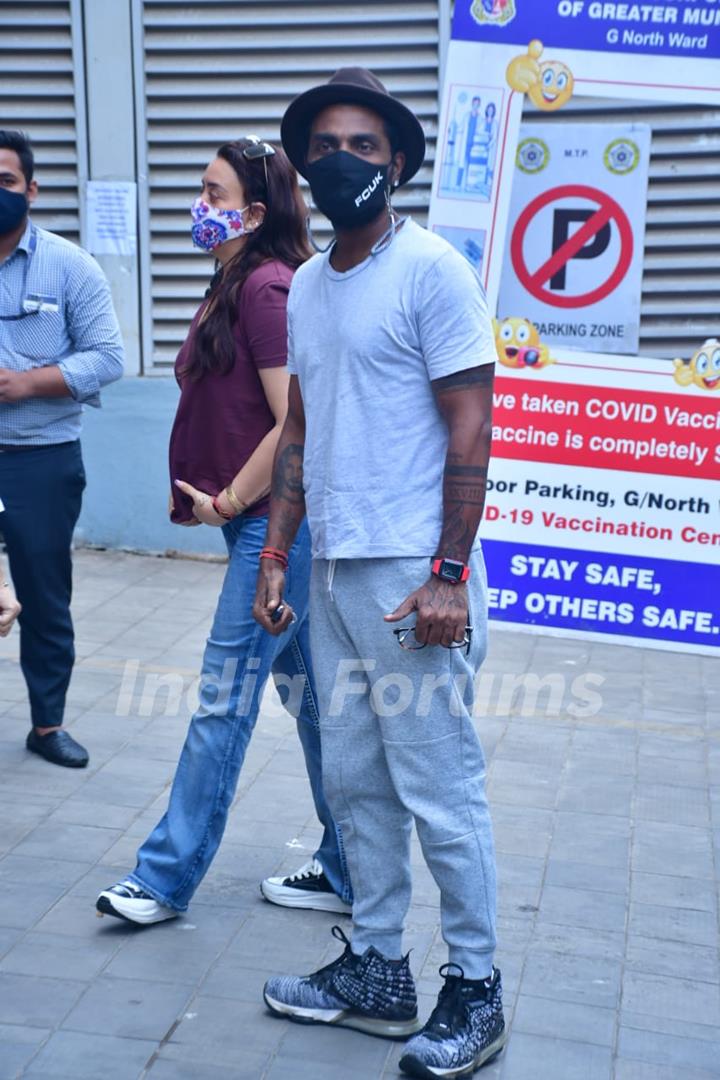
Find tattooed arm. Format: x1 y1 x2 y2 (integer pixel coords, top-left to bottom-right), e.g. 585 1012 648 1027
384 364 494 647
253 375 307 635
434 363 494 561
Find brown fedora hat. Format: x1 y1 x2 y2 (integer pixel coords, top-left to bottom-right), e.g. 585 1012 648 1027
281 67 426 187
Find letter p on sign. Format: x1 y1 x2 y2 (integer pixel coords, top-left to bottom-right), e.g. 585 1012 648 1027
510 184 633 308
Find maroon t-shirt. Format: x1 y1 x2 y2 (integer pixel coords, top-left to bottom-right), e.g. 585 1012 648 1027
168 260 293 524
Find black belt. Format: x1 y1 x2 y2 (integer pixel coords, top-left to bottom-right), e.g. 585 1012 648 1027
0 440 77 453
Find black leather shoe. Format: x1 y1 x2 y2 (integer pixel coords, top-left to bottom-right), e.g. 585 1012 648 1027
26 729 89 768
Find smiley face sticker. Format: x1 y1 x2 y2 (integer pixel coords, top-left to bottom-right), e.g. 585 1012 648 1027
493 316 554 370
506 40 574 112
673 340 720 392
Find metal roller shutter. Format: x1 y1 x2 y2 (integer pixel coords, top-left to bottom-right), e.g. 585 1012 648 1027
134 0 443 370
521 97 720 361
0 0 86 242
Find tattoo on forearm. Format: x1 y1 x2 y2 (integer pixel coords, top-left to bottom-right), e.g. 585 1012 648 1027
271 443 305 504
268 442 306 551
435 370 494 560
439 467 489 561
272 505 300 550
448 485 486 505
444 464 488 478
439 503 476 560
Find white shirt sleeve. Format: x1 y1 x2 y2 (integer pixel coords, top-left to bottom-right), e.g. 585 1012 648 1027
417 249 497 381
285 275 300 377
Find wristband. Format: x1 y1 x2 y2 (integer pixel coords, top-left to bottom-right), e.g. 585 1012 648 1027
212 495 234 521
431 557 470 584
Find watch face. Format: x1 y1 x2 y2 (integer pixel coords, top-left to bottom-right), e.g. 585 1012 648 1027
440 559 464 582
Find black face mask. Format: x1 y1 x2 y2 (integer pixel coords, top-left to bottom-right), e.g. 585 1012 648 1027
0 188 28 236
306 151 392 230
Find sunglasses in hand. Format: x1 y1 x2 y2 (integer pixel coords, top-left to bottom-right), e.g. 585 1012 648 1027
393 625 473 656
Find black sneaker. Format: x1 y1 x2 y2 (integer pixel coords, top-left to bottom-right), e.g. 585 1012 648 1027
96 880 178 925
399 964 507 1078
263 925 421 1039
261 858 351 915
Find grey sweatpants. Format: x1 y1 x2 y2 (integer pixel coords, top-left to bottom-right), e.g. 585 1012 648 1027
309 550 497 979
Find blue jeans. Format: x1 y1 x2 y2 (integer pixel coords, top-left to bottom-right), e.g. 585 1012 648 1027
129 515 351 911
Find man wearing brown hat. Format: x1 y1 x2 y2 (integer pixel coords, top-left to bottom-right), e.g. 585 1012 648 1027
253 69 505 1077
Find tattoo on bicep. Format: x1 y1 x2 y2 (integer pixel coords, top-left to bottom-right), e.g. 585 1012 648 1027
434 365 494 395
271 443 305 504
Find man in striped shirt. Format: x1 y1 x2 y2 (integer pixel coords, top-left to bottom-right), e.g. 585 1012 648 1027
0 130 124 768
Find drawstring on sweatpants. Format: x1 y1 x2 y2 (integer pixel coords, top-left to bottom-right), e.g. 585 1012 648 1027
326 559 337 599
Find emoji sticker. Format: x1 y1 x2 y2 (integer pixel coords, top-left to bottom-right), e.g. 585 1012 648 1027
673 339 720 392
494 317 554 370
506 40 574 112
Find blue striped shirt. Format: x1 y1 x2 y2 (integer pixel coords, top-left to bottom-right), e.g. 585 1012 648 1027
0 219 124 444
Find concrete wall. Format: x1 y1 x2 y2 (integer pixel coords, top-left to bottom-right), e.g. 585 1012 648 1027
76 377 226 558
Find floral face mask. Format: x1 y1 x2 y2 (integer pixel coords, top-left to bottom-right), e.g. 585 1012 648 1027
190 197 253 252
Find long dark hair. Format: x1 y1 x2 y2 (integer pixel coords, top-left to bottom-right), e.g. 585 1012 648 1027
184 138 312 380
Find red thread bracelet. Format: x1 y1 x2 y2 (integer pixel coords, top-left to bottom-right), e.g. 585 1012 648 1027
260 555 288 569
260 546 288 569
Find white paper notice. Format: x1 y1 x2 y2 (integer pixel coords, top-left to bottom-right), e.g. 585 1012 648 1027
86 181 137 256
497 123 651 356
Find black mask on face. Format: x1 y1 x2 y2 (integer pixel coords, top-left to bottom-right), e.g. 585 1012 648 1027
0 188 28 236
305 151 393 230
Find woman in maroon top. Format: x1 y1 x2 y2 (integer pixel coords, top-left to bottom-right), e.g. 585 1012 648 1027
96 137 351 924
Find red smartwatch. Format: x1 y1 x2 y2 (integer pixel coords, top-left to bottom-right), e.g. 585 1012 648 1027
431 557 471 584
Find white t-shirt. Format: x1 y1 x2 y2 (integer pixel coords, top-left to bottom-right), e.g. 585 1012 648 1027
287 219 497 559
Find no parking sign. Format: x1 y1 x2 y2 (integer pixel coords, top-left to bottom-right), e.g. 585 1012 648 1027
498 124 650 354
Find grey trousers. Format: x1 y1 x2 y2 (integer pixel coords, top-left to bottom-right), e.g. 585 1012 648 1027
309 550 497 979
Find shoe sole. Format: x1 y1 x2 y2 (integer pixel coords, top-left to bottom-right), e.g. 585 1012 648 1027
398 1030 508 1078
95 894 179 926
264 990 422 1040
260 881 352 916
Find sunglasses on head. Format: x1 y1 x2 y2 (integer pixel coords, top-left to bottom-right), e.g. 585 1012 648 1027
242 134 276 160
242 135 276 185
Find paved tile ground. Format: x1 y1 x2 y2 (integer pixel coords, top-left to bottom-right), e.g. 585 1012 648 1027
0 548 718 1080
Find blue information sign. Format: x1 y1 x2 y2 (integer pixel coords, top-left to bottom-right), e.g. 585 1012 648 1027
453 1 720 61
486 538 720 650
